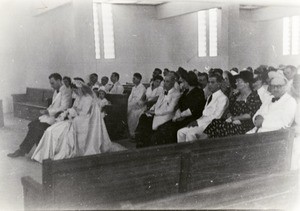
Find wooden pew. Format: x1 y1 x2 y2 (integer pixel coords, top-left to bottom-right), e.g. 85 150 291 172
104 94 129 140
12 87 53 121
21 129 295 210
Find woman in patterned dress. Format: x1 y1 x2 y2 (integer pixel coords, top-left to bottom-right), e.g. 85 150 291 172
202 71 262 138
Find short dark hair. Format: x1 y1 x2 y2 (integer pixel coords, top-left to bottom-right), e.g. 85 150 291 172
198 72 208 81
133 73 142 81
112 72 120 80
49 73 62 81
209 73 223 83
212 68 223 76
153 75 163 82
101 76 109 81
73 77 85 83
63 76 71 84
90 73 98 78
154 68 162 75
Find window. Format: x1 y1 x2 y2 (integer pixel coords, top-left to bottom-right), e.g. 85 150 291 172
93 3 115 59
198 8 219 57
93 3 101 59
283 16 300 55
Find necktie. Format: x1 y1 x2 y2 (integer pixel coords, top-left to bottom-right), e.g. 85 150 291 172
207 95 213 105
272 97 280 103
109 84 114 92
164 90 168 95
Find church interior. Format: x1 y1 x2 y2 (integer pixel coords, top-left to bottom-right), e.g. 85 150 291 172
0 0 300 210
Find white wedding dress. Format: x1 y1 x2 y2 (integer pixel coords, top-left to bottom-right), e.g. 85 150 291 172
84 98 126 156
32 96 126 163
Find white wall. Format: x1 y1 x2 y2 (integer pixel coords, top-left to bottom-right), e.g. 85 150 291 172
1 0 300 113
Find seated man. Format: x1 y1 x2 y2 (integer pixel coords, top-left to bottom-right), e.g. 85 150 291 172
177 73 228 142
127 73 146 138
135 74 181 148
7 73 72 157
198 72 211 100
87 73 101 91
248 71 297 133
100 76 110 92
108 72 124 94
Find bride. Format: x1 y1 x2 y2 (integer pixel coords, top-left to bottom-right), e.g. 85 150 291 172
32 80 125 163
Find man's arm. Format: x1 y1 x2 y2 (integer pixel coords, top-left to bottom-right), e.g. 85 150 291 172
155 92 181 116
197 95 229 126
48 88 72 116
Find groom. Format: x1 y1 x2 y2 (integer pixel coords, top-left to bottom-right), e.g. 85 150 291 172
7 73 72 158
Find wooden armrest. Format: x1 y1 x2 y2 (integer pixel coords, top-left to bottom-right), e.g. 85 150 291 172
21 176 43 193
21 176 45 210
12 94 27 102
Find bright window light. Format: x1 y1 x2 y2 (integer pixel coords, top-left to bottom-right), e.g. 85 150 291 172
198 10 207 57
101 3 115 59
209 8 218 57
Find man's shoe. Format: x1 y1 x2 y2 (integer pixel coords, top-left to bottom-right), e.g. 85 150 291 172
7 149 25 158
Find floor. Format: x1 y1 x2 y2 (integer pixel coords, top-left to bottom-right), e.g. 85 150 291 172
0 113 135 210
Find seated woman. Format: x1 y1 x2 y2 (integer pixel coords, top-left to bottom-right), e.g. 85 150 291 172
84 87 126 155
143 75 164 110
150 71 206 145
202 71 262 138
32 80 94 162
221 70 237 98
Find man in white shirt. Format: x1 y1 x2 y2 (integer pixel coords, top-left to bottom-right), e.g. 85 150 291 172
108 72 124 94
283 65 297 92
198 72 211 100
8 73 72 157
87 73 101 91
127 73 146 138
252 74 272 105
248 71 297 133
135 74 181 148
177 74 228 142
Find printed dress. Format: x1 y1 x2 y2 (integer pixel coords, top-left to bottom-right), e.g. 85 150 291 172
204 91 261 138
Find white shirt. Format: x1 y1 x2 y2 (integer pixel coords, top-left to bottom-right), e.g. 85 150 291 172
39 85 72 125
257 86 272 105
146 86 164 102
128 83 146 110
254 93 297 133
151 87 181 130
109 81 124 94
196 89 229 127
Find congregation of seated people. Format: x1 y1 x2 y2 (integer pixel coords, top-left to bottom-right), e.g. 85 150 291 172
7 65 300 166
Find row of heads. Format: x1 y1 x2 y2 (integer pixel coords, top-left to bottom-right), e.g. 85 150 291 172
48 73 107 96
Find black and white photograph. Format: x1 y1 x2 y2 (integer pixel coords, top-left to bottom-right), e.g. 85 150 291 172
0 0 300 210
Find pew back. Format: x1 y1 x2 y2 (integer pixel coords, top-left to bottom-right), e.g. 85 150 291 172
42 148 182 209
104 94 128 140
22 129 294 210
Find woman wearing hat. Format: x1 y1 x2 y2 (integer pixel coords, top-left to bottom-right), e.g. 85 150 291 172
150 71 206 145
202 71 262 138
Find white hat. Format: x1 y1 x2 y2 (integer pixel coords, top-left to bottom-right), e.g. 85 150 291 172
98 86 106 93
268 71 288 85
73 79 84 88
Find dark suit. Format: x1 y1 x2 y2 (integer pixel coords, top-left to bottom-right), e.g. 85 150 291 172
151 87 206 145
18 86 72 154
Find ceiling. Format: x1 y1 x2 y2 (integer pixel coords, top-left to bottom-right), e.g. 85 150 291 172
93 0 300 8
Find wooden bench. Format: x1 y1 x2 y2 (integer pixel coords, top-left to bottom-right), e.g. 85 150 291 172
123 83 150 96
12 87 53 121
21 129 295 210
104 94 129 140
